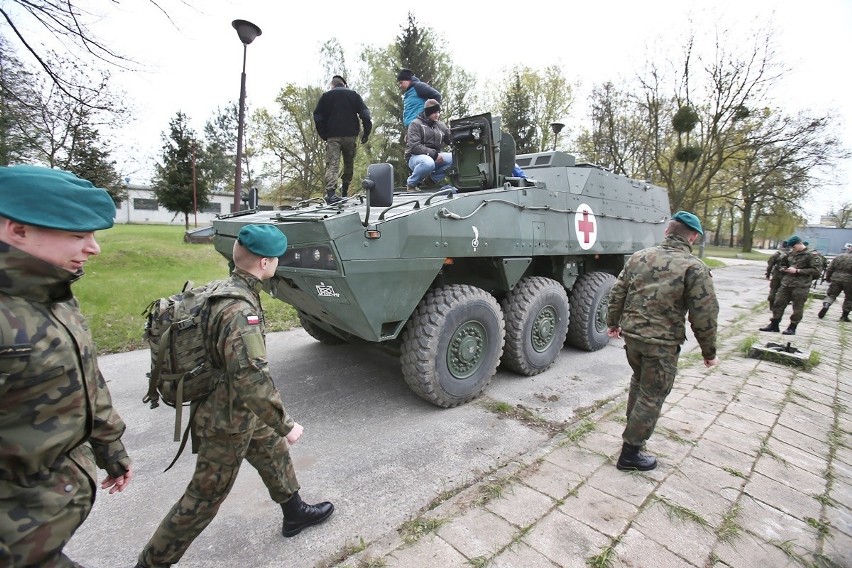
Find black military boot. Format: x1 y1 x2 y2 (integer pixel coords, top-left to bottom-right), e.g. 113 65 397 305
341 182 349 198
616 443 657 471
281 491 334 537
841 311 851 322
818 302 830 319
759 319 781 332
324 191 342 205
782 322 798 335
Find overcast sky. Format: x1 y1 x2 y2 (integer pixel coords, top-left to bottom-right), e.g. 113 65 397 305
7 0 852 221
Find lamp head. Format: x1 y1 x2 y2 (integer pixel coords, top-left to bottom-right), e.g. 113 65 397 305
550 122 565 135
232 19 262 45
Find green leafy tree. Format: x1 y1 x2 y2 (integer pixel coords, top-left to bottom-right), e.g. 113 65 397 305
254 84 324 201
153 111 209 229
499 71 536 153
202 103 238 191
67 124 125 204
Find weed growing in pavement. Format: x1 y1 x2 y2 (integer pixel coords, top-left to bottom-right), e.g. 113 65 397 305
467 556 489 567
473 477 513 507
657 426 696 445
654 496 711 529
805 517 831 536
561 418 596 444
758 438 788 465
484 400 514 415
813 491 837 507
769 539 810 564
738 334 759 355
340 536 368 557
399 516 447 545
716 504 743 544
806 350 821 369
722 466 747 479
586 537 621 568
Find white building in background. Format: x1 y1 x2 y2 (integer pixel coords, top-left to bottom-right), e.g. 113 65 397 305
115 183 245 225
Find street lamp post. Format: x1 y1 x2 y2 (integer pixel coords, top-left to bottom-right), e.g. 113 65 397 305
231 19 262 212
549 122 565 152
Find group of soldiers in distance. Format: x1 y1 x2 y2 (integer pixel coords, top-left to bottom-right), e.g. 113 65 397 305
762 238 852 335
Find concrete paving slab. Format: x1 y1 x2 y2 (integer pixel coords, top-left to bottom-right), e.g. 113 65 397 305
520 459 583 501
485 483 555 528
737 496 820 557
521 511 610 568
630 498 716 566
489 541 561 568
614 527 700 567
712 530 800 568
743 471 823 521
436 508 517 560
540 445 607 479
379 534 469 567
559 485 638 539
700 423 763 457
585 466 658 509
714 411 772 438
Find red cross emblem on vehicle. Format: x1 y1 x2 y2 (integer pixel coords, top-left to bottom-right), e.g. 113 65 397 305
574 204 597 250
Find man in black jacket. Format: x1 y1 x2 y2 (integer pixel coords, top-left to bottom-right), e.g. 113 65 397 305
313 75 372 204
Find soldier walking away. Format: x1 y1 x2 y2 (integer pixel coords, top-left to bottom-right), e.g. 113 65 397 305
759 235 819 335
135 225 333 568
0 165 133 567
606 211 719 471
766 240 789 308
818 243 852 321
313 74 372 204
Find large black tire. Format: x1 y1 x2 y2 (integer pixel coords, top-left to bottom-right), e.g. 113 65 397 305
567 272 616 352
400 285 505 408
299 313 347 345
500 277 569 375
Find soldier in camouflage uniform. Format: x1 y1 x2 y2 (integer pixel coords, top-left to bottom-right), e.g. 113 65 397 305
136 224 333 568
818 243 852 321
766 241 788 307
759 235 819 335
0 165 133 567
606 211 719 471
804 242 826 288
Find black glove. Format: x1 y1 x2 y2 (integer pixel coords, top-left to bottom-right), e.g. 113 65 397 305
360 134 369 144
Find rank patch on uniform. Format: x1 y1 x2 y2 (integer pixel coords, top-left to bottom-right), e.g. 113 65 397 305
246 314 260 325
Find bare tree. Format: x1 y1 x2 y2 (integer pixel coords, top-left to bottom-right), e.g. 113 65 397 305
0 0 174 103
828 201 852 228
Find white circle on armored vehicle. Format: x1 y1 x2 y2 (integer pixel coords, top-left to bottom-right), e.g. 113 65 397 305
574 203 597 250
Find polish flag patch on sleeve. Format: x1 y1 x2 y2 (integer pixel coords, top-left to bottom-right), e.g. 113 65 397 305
246 314 261 325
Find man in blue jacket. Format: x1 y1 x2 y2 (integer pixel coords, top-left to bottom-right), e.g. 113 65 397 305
313 75 372 204
397 69 442 128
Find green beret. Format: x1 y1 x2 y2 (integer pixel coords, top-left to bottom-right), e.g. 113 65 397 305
0 165 115 231
238 224 287 257
671 210 703 235
787 235 802 246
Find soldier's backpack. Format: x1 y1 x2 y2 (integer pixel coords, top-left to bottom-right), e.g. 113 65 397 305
142 280 255 466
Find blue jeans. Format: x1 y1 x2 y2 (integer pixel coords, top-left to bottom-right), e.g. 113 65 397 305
407 152 453 187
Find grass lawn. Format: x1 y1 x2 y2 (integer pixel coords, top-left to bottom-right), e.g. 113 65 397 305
76 224 298 354
701 244 769 261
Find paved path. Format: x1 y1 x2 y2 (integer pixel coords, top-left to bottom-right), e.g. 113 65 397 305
335 290 851 567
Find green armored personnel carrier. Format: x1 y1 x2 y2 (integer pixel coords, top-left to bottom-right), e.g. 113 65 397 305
212 113 670 407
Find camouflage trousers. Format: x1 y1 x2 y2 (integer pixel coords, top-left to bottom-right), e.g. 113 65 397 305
825 278 852 312
324 137 357 195
771 284 810 323
138 424 299 567
0 450 94 568
768 276 782 307
622 337 680 447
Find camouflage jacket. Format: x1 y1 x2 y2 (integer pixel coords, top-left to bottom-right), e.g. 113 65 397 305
607 234 719 359
193 268 295 437
779 248 819 288
0 242 130 484
826 252 852 284
766 250 784 278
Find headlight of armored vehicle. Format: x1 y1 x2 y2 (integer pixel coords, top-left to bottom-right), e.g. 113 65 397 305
280 245 337 270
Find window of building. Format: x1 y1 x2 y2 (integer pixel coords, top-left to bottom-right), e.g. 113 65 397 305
200 202 222 214
134 198 159 211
